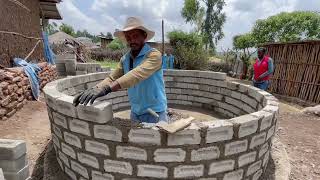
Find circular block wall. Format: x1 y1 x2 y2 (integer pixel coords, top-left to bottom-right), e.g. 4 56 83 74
44 70 279 180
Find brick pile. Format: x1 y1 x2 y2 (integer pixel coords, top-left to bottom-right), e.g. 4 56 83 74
0 62 57 120
43 70 279 180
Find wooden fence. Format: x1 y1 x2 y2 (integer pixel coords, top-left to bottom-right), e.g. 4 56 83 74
264 40 320 103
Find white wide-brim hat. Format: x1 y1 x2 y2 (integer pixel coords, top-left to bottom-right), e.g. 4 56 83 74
114 17 155 43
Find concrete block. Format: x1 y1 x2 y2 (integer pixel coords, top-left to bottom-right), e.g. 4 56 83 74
252 169 262 180
258 143 269 158
250 132 266 149
167 127 201 146
247 160 261 176
229 114 259 138
154 148 186 162
71 160 89 179
250 111 273 131
104 159 132 175
116 146 147 161
137 165 168 178
223 169 243 180
61 143 76 159
191 146 220 161
94 125 122 142
85 140 110 156
64 132 82 148
76 71 87 75
174 165 204 178
225 140 248 156
128 129 161 145
3 164 29 180
65 167 77 180
52 112 68 129
263 151 270 167
92 171 114 180
0 169 4 180
267 125 275 140
56 95 77 118
52 124 63 139
0 139 26 160
52 134 60 149
58 151 70 167
0 154 27 172
205 121 234 143
78 152 99 169
209 160 235 175
56 158 64 171
242 103 256 113
225 97 243 108
262 105 279 115
77 101 113 124
69 119 91 136
241 95 258 109
238 151 257 167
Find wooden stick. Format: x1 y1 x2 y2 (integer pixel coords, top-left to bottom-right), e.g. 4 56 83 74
8 0 31 12
24 40 42 61
0 30 42 40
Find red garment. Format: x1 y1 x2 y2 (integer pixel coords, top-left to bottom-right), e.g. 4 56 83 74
254 56 270 81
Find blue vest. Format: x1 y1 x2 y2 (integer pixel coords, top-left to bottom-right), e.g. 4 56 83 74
122 44 167 115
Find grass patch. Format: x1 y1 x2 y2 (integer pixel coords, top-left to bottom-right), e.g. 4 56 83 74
94 59 118 69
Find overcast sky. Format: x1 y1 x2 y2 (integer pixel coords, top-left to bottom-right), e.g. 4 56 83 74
53 0 320 50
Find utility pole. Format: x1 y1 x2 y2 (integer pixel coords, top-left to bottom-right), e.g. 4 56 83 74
162 19 164 55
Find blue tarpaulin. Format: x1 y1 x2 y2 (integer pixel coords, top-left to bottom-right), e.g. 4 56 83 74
42 31 56 64
14 58 41 100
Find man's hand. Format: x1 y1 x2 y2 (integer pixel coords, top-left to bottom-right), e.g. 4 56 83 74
73 86 112 107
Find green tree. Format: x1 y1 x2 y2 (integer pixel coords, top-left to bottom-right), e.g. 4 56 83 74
168 30 208 70
181 0 205 32
233 33 256 79
45 22 58 35
59 23 75 36
106 32 113 39
252 11 320 44
108 38 126 50
181 0 226 51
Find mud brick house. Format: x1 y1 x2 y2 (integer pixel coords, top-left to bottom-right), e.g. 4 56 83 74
0 0 62 68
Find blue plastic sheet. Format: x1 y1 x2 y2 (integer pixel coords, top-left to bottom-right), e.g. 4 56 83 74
42 31 56 64
13 58 41 100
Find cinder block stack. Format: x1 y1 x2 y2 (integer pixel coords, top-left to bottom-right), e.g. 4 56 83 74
0 139 29 180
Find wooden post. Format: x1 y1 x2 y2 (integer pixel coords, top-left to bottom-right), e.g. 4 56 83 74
162 19 165 55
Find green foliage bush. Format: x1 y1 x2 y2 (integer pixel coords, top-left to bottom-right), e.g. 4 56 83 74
107 38 126 50
168 30 208 70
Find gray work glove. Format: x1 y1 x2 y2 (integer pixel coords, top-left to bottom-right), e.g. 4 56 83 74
73 86 112 106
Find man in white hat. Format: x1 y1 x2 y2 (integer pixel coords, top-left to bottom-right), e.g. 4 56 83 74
73 17 168 123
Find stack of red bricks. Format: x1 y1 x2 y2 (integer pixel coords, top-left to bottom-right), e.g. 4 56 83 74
0 62 57 121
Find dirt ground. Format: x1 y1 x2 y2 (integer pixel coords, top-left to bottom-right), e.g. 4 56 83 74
0 94 319 180
0 98 51 173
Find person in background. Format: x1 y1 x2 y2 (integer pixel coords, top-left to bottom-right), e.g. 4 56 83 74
73 17 168 123
253 47 274 90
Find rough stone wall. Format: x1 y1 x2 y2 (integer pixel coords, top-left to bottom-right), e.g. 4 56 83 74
44 70 279 180
0 139 29 180
0 63 57 120
0 0 44 67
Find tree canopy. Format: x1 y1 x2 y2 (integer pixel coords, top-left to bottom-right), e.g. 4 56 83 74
59 23 75 36
252 11 320 44
233 33 255 51
181 0 226 51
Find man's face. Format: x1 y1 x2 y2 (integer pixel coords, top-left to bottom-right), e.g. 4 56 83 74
257 49 265 59
124 29 146 51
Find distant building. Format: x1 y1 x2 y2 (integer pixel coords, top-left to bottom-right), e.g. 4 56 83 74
100 36 114 49
0 0 62 67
